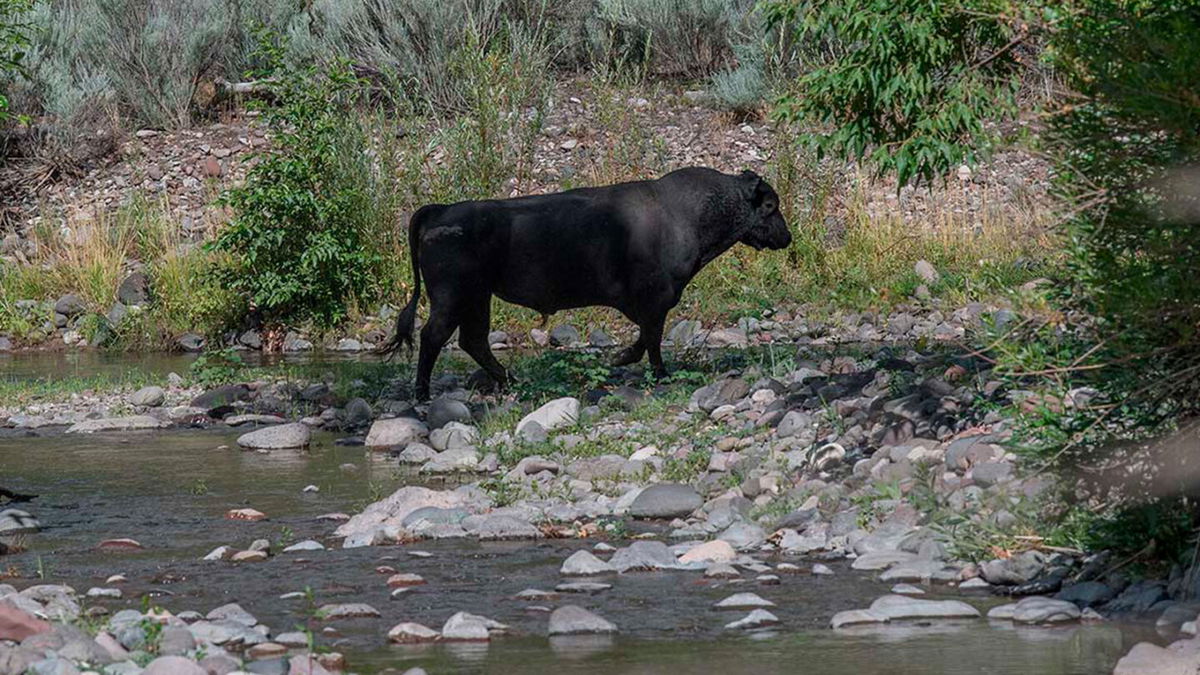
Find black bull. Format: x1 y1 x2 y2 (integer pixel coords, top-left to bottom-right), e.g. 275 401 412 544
382 167 793 399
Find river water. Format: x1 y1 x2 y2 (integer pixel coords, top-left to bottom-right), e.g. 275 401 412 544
0 348 1168 673
0 426 1160 674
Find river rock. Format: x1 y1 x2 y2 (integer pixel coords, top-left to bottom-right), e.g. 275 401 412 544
130 386 166 407
679 540 736 564
0 604 49 641
475 514 542 540
388 622 439 643
867 594 980 620
0 509 39 535
54 294 86 317
440 612 505 641
1113 641 1200 675
143 656 205 675
117 272 149 305
988 597 1081 624
609 541 678 572
335 486 484 545
237 423 311 449
427 397 473 430
517 397 580 439
628 483 702 519
207 603 257 626
66 416 169 433
831 609 889 628
548 605 617 635
365 417 428 448
979 551 1044 585
191 384 250 409
725 609 780 630
429 422 479 451
319 603 380 620
398 442 438 464
561 550 615 576
715 593 776 610
225 414 287 426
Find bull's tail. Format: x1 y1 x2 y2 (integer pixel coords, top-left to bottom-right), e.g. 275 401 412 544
379 207 432 357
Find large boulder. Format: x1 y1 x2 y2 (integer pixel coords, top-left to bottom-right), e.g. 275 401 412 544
365 417 428 448
237 423 310 449
516 397 579 439
628 483 702 519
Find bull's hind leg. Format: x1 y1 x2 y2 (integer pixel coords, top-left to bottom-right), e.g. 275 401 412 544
611 333 646 367
458 296 508 392
641 313 669 378
415 307 459 401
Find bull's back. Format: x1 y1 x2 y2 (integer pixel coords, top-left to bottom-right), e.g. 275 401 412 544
419 186 659 313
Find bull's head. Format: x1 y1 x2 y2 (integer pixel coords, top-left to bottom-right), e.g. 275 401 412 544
739 170 792 250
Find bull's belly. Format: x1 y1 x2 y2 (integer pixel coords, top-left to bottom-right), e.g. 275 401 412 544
493 286 618 315
492 268 626 314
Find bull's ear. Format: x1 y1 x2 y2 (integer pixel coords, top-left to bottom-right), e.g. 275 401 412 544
740 170 765 205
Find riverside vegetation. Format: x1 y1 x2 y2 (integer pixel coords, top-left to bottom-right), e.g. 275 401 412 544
1 1 1199 674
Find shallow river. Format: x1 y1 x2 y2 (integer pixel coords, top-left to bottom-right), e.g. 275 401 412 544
0 428 1160 674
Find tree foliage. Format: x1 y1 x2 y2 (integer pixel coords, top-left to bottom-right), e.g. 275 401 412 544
762 0 1032 186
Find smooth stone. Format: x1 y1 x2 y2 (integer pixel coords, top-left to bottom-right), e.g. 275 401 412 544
365 417 428 448
237 423 311 449
868 594 981 620
609 540 678 572
516 397 580 439
143 656 206 675
547 605 617 635
560 550 615 576
988 596 1081 624
725 609 781 630
679 540 737 564
831 609 889 629
318 603 380 620
388 622 440 643
714 593 776 610
628 484 702 519
66 416 168 433
130 386 166 407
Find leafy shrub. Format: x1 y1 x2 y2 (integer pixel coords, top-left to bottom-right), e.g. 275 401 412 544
768 0 1200 560
212 49 399 330
763 0 1026 186
0 0 30 125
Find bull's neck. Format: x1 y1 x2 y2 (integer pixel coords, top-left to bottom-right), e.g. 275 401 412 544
696 199 751 267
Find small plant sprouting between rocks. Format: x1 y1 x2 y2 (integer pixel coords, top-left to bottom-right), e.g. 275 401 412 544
187 347 244 387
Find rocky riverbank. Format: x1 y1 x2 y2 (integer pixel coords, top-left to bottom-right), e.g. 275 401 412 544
0 301 1186 674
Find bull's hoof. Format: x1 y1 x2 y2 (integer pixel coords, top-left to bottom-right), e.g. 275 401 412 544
466 369 506 394
610 348 644 368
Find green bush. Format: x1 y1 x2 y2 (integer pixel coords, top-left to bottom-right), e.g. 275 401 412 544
765 0 1200 560
764 0 1029 185
211 49 398 330
0 0 30 126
